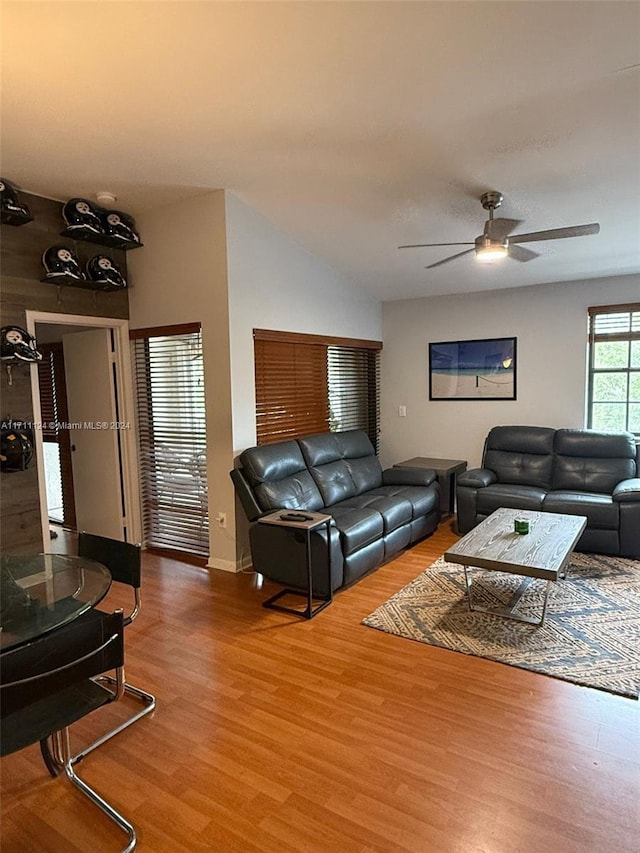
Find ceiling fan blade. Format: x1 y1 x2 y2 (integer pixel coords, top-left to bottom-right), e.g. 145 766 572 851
425 248 475 269
508 245 539 263
485 218 523 240
398 242 474 249
510 223 600 244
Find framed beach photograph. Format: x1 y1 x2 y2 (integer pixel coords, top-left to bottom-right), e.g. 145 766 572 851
429 337 517 400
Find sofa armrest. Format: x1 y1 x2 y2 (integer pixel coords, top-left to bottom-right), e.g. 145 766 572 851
613 478 640 502
383 467 436 487
457 468 497 489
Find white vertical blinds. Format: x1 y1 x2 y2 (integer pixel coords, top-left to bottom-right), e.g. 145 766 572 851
132 325 209 558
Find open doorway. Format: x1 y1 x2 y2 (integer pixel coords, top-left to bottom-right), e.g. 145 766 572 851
26 311 142 549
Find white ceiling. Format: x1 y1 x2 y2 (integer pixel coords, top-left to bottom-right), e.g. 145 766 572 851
2 1 639 301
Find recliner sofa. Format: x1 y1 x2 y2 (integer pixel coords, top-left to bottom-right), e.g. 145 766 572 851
457 426 640 558
231 430 441 594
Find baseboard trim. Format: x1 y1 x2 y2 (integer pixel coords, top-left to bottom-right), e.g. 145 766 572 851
207 554 253 573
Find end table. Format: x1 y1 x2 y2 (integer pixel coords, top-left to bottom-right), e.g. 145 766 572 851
394 457 467 516
257 510 333 619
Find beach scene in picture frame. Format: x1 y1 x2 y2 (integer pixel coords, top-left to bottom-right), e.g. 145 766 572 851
429 337 517 400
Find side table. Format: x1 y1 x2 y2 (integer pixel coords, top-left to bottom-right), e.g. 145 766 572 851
394 457 467 516
257 510 333 619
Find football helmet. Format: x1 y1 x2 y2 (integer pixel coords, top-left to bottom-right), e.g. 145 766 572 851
62 197 103 235
0 421 34 471
101 209 140 244
86 255 127 289
1 326 43 362
42 245 85 281
0 177 33 223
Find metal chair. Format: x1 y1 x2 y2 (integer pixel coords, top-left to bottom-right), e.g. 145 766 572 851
71 532 156 758
1 610 137 852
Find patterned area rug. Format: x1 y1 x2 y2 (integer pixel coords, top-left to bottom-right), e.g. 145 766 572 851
363 553 640 699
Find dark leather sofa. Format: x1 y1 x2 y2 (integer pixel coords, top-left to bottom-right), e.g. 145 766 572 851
457 426 640 558
231 430 441 594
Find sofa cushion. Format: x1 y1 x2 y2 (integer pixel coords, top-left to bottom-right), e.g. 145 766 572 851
308 459 357 505
299 430 383 497
345 456 384 494
240 440 306 485
337 430 384 493
335 494 412 533
483 425 555 489
543 491 619 529
552 429 636 493
327 506 384 555
254 473 324 513
240 440 324 512
476 484 547 515
298 432 344 466
368 484 439 519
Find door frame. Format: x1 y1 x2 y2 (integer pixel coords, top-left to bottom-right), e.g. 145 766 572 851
26 310 142 548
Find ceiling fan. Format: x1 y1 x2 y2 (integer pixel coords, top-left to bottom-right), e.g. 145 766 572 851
398 191 600 269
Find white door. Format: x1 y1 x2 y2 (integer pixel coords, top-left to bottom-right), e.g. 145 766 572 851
63 328 125 540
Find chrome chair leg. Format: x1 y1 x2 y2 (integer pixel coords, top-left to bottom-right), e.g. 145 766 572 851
59 728 137 853
40 735 64 777
74 673 156 761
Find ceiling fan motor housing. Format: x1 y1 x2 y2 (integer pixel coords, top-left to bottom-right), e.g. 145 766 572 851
480 191 503 211
475 234 507 251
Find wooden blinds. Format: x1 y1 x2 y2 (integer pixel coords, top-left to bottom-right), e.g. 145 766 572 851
254 329 381 450
132 324 209 558
255 339 329 443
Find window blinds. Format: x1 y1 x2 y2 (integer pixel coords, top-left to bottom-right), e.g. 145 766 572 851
37 344 76 529
587 303 640 436
254 329 381 450
254 339 329 443
328 345 380 445
588 304 640 339
132 324 209 558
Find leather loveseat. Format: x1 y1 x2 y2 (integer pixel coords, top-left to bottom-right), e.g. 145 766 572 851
457 426 640 558
231 430 441 594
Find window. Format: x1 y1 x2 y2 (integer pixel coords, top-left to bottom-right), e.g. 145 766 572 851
254 329 381 450
132 324 209 558
587 303 640 436
37 343 76 528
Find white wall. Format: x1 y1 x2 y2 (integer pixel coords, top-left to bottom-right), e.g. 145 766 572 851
127 190 237 570
225 193 382 453
380 273 639 470
128 190 381 570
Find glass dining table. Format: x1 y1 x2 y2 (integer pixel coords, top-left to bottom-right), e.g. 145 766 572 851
0 554 112 652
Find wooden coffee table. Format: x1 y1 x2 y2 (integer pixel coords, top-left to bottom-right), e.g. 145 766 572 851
444 507 587 626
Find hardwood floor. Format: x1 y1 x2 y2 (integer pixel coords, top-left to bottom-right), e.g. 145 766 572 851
2 518 638 852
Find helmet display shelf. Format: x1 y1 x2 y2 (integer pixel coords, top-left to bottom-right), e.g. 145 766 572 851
60 198 143 251
40 273 126 293
1 178 33 226
59 227 143 252
1 208 33 227
40 242 128 303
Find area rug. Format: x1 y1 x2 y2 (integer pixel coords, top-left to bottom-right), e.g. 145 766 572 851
362 553 640 699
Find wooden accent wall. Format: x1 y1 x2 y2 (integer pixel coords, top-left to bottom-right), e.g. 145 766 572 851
1 192 130 554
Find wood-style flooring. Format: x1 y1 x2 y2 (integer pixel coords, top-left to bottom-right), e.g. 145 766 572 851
1 519 638 852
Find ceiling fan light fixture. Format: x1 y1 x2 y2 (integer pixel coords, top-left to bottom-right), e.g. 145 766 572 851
475 235 508 263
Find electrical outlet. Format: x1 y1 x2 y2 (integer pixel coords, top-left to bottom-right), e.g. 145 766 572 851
216 512 227 528
398 405 407 417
